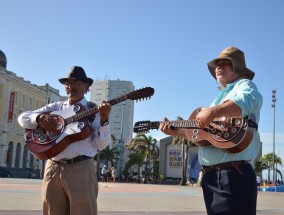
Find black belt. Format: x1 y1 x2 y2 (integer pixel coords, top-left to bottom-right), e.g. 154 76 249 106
52 155 92 165
202 160 249 175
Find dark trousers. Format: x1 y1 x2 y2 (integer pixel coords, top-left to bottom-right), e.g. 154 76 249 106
201 163 257 215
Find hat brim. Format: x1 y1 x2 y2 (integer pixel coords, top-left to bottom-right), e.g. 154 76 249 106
59 77 93 86
207 57 255 80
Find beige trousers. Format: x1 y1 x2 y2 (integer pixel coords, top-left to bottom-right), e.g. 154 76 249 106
42 159 98 215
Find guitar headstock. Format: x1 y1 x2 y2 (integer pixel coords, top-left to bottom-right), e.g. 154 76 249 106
133 120 159 133
127 87 154 101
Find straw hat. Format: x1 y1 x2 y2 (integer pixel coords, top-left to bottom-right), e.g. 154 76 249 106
207 47 255 80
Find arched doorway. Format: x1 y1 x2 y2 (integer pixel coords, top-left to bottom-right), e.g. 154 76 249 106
23 145 28 168
15 143 21 167
6 141 14 167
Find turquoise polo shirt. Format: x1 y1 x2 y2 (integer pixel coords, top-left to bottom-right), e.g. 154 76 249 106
198 79 263 166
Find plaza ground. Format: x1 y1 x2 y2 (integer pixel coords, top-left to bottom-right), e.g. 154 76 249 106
0 178 284 215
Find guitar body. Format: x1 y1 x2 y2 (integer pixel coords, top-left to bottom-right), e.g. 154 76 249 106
185 107 255 153
23 87 155 160
133 107 257 153
25 104 92 160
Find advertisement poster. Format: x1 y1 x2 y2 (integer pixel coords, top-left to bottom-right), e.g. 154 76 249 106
168 150 182 168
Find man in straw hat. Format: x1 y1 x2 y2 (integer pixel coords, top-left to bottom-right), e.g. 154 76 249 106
160 47 262 214
18 66 111 215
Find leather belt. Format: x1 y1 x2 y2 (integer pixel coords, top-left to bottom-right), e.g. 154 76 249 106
201 160 249 175
52 155 92 165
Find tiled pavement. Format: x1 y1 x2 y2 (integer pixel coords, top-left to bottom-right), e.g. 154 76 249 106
0 178 284 215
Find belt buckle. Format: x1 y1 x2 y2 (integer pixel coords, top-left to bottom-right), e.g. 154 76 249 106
60 160 68 165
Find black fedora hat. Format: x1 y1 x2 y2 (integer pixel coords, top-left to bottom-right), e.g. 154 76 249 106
59 66 93 86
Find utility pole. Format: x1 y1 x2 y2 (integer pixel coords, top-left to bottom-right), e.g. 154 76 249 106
272 89 276 183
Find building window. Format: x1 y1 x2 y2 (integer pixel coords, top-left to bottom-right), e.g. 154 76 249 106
21 94 26 108
15 143 21 168
29 97 32 109
23 145 28 168
6 141 14 167
14 92 18 105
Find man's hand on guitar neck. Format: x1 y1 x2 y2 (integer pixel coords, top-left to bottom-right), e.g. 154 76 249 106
36 114 58 132
98 102 111 126
159 117 188 139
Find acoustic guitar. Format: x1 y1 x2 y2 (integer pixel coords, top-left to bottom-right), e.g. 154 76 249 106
133 107 257 153
25 87 154 160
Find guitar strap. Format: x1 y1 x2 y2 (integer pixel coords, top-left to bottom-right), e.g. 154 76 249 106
87 101 97 122
248 119 258 131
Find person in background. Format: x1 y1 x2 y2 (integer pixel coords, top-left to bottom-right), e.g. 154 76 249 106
256 174 261 190
101 165 107 183
160 47 262 215
111 166 117 183
18 66 111 215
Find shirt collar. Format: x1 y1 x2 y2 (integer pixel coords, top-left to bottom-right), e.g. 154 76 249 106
63 97 87 106
218 79 239 91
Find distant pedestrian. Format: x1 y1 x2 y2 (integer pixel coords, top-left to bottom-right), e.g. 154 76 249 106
111 166 117 183
101 165 107 182
256 174 261 190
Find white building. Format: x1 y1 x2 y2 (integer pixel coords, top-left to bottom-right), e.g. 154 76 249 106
90 79 135 175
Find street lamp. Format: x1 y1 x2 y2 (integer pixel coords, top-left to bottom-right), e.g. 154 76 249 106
272 89 276 183
118 89 126 180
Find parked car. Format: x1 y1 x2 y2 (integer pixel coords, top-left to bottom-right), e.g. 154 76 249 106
0 169 13 178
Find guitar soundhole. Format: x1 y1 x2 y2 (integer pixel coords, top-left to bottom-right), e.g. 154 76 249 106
210 127 216 133
39 135 47 143
224 132 229 138
73 105 81 113
48 132 57 140
57 123 63 130
193 129 198 134
231 127 237 133
33 130 42 138
235 119 241 126
192 134 197 140
77 122 85 129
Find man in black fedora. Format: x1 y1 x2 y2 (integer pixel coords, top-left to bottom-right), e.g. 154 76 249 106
18 66 111 215
159 47 262 215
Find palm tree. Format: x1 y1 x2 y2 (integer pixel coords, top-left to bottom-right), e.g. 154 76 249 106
261 152 282 183
100 146 119 168
254 159 268 175
124 152 144 182
274 155 283 182
172 116 193 186
126 133 159 183
262 153 274 183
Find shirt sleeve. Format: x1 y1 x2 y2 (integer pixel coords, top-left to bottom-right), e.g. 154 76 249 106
18 103 60 129
90 112 111 151
230 79 263 118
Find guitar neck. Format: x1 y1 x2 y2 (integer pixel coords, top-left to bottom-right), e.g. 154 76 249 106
168 120 200 129
72 95 128 122
142 120 200 130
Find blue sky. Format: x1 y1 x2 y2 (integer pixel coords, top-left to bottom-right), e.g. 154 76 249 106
1 1 284 176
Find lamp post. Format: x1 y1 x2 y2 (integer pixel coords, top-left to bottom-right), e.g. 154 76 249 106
272 89 276 183
119 89 126 181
